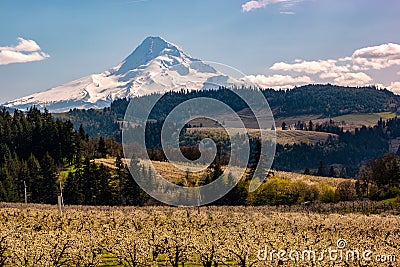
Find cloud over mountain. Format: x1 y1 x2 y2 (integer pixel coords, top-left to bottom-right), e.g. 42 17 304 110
246 74 313 88
352 43 400 70
261 43 400 89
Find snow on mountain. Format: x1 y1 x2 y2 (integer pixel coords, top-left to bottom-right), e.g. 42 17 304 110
4 36 239 113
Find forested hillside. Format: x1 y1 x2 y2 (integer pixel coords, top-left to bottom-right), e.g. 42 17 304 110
265 84 398 117
0 107 146 205
54 85 400 176
0 107 82 203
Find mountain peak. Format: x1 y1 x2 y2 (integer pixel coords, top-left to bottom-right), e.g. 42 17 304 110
115 36 193 75
141 36 172 52
4 37 236 113
143 36 170 45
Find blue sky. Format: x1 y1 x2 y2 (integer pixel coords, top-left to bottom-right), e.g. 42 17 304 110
1 0 400 103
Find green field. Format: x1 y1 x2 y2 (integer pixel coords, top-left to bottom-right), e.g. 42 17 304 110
333 112 397 128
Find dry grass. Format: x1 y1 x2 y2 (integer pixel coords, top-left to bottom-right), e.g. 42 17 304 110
273 170 351 188
95 158 348 189
141 160 213 185
95 158 218 185
94 158 120 170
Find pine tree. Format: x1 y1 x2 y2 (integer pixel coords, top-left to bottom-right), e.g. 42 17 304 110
82 158 96 205
308 120 314 131
204 162 223 185
78 124 88 141
94 164 112 205
120 155 144 205
0 155 21 202
98 137 107 158
317 160 328 177
26 154 43 203
64 172 84 205
0 167 18 202
214 173 248 206
40 152 58 204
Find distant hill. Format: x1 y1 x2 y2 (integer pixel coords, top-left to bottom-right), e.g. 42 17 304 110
53 84 400 139
46 85 400 177
265 84 399 118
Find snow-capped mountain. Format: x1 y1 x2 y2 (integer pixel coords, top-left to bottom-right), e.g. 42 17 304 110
4 36 239 113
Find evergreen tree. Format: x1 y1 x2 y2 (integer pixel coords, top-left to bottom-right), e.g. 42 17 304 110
203 162 223 185
120 156 144 205
317 160 328 177
64 172 84 205
40 152 59 204
0 155 22 202
214 173 248 206
78 124 88 141
98 137 107 158
308 120 314 131
94 164 112 205
26 154 43 203
0 167 18 202
82 158 97 205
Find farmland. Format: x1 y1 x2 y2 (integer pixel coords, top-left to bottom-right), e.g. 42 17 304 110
0 204 399 267
332 112 397 130
185 128 337 145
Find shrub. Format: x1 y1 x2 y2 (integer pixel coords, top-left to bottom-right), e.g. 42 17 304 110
335 180 357 202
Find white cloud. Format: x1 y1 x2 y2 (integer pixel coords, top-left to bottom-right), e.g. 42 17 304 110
0 50 49 65
15 38 41 52
333 72 373 86
388 82 400 94
266 43 400 87
270 59 350 79
242 0 300 12
280 11 295 15
319 72 340 79
246 74 314 88
271 60 332 74
0 38 41 52
338 57 351 62
0 38 49 65
352 43 400 70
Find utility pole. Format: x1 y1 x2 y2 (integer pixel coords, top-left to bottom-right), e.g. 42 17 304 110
57 195 63 216
24 181 27 204
196 181 201 214
59 181 64 207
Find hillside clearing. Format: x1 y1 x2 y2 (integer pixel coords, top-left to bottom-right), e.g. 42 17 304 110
95 158 349 188
185 127 337 145
333 112 397 129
